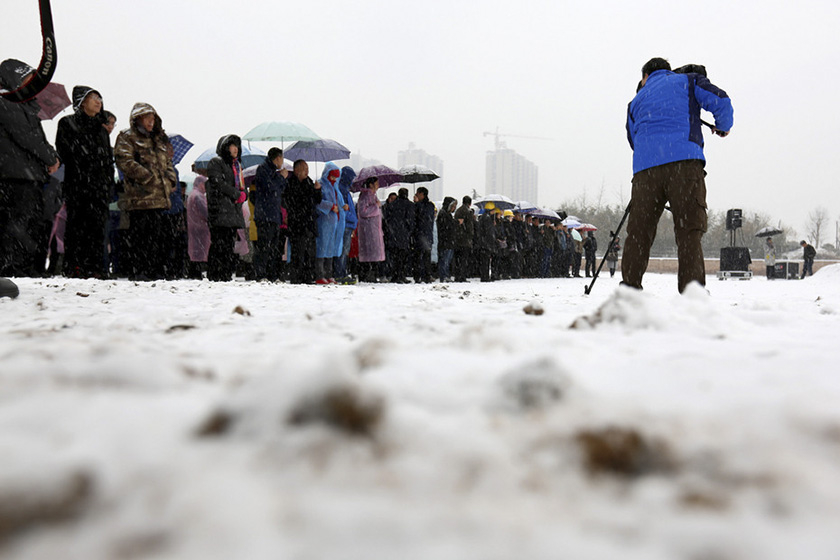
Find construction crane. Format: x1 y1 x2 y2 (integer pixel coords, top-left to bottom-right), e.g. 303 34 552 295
483 128 554 151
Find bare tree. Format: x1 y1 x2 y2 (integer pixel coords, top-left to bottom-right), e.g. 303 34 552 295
806 206 829 248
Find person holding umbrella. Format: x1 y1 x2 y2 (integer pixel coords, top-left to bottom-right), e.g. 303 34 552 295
356 176 385 282
764 237 776 280
253 147 288 282
55 86 115 278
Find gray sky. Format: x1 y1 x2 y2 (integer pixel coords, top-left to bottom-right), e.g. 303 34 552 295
4 0 840 238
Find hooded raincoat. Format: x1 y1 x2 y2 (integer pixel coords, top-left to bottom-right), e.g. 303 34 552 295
356 187 385 262
186 175 210 262
113 102 176 211
315 162 345 258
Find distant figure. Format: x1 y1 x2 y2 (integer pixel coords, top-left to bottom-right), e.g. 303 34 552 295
334 166 357 282
764 237 776 280
622 57 733 293
412 186 435 283
452 195 474 282
436 197 457 282
384 187 413 283
800 240 816 278
606 234 621 278
583 231 598 277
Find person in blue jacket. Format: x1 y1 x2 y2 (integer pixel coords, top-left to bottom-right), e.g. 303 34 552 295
623 57 733 293
334 166 357 282
314 162 345 284
253 147 288 281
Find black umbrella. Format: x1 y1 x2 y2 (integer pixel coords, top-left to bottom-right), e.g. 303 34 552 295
398 164 440 184
755 226 783 238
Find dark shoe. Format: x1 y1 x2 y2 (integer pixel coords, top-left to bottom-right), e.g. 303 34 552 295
0 278 19 299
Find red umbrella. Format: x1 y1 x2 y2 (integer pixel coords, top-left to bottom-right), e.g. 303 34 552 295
577 223 598 232
35 82 71 120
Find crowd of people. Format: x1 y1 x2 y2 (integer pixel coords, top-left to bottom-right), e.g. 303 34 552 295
1 60 611 287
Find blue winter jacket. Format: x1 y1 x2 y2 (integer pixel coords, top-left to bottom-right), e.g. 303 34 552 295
253 156 287 224
626 70 733 174
338 166 357 230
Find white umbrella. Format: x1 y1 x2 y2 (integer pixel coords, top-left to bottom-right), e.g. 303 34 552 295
474 194 515 210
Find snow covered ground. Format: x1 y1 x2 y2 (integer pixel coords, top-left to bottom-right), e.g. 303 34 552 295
1 268 839 560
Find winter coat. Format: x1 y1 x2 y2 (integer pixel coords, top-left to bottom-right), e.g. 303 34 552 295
356 188 385 262
113 103 176 211
283 171 322 236
803 244 816 260
476 212 498 252
206 134 246 229
764 242 776 266
55 86 115 208
453 204 474 248
583 234 597 258
606 239 621 262
253 156 286 224
414 197 436 251
436 197 457 253
338 167 357 230
186 176 210 262
627 69 734 174
384 194 414 250
0 59 58 183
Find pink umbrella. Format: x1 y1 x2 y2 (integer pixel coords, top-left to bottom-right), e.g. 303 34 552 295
35 82 71 120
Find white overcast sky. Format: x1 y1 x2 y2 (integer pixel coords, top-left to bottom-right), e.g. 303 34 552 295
3 0 839 237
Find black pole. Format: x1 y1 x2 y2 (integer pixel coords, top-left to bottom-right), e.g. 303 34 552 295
584 202 631 295
0 0 57 102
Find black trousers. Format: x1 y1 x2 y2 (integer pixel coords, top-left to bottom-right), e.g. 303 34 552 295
127 210 166 280
0 180 43 276
208 225 237 281
64 198 108 278
254 220 286 281
389 247 411 281
453 247 472 281
288 232 316 284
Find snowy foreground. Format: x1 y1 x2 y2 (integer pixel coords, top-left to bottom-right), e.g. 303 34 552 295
2 269 840 560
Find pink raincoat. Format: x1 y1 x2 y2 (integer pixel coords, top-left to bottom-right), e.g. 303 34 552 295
187 176 210 262
356 188 385 262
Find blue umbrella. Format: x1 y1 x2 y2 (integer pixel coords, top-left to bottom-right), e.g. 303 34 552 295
168 134 194 165
284 139 350 162
193 144 267 170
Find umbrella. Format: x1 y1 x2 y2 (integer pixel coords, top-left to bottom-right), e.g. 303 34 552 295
755 226 784 238
398 164 440 184
351 165 402 192
35 82 71 120
513 200 538 213
168 134 194 165
561 216 582 228
577 223 598 232
284 138 350 162
474 194 515 210
529 207 561 220
193 144 267 170
242 121 320 145
571 229 583 242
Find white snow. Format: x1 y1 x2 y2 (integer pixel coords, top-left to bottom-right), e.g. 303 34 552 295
1 268 840 559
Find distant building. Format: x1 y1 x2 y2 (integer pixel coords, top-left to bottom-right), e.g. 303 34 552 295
485 144 538 205
397 143 444 201
349 152 382 173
